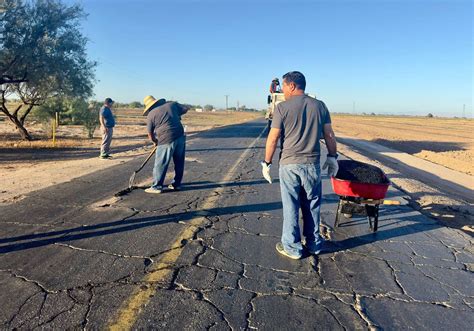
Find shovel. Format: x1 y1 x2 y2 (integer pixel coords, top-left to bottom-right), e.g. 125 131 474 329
128 146 157 190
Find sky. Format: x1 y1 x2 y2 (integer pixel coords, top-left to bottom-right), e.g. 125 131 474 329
72 0 472 116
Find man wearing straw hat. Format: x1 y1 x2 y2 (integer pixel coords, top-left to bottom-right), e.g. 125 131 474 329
143 95 188 194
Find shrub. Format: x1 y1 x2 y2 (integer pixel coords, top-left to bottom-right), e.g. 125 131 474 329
129 101 142 108
204 104 214 111
71 100 100 138
31 97 65 137
63 98 99 138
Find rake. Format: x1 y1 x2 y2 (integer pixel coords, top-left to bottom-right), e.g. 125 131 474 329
128 146 157 190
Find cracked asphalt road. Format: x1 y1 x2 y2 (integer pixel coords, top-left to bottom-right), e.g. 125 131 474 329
1 120 473 330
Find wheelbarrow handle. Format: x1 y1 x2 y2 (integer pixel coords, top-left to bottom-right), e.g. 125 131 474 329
382 200 401 205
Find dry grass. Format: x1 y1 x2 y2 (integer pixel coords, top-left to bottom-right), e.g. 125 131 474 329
115 108 263 127
332 114 474 175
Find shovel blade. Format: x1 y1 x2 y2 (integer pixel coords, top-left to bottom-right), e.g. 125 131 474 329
129 171 137 190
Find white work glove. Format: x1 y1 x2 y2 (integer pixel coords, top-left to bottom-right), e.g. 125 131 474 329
322 156 339 177
261 161 272 183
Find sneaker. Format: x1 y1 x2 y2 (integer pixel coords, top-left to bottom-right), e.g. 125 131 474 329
275 242 302 260
99 154 112 159
144 187 162 194
167 183 181 191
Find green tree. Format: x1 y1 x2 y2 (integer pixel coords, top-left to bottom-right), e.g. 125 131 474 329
0 0 96 140
204 104 214 111
129 101 143 108
31 96 65 136
32 97 65 123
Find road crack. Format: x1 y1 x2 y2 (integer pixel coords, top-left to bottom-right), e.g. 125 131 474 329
54 243 154 263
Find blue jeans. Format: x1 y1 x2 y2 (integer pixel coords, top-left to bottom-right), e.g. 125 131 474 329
152 135 186 188
279 163 323 256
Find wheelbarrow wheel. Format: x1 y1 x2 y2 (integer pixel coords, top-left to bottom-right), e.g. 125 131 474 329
335 199 343 228
365 204 379 232
368 215 378 232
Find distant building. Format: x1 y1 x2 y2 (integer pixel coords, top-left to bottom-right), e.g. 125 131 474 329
195 108 203 112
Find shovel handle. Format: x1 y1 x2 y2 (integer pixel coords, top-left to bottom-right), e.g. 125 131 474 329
135 146 157 172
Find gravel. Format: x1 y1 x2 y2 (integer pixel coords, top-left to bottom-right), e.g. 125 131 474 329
336 160 388 184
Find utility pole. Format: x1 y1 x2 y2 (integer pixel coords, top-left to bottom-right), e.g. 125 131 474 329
225 95 229 110
237 100 239 112
463 104 466 118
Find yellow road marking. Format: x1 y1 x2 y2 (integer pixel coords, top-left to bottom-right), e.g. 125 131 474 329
109 128 266 330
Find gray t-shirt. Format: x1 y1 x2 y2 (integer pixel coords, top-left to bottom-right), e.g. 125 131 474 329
271 95 331 165
99 106 115 127
147 102 186 145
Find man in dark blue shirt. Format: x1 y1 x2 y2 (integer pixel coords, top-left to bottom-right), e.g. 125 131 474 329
99 97 115 159
143 95 188 194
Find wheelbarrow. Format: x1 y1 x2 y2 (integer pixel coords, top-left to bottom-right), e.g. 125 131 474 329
330 160 398 232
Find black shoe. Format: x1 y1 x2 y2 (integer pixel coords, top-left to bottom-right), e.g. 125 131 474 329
305 240 339 255
167 183 181 191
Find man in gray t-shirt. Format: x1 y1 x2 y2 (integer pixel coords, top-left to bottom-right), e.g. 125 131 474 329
143 95 188 194
272 94 332 165
262 71 339 260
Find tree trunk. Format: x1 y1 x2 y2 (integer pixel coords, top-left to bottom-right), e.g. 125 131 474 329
11 117 32 140
2 110 33 140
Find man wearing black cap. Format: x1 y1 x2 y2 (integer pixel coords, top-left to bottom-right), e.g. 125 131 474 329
99 97 115 159
269 78 281 93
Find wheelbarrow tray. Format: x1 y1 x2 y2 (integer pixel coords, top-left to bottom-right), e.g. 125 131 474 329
331 177 390 200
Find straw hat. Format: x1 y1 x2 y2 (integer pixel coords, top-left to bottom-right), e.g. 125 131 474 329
143 95 165 115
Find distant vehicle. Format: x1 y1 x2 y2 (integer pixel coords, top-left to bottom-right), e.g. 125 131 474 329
265 93 285 132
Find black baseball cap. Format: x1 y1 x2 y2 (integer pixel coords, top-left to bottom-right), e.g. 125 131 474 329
105 97 114 104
